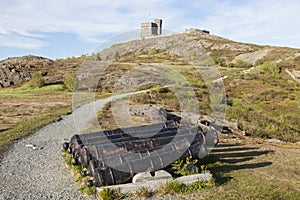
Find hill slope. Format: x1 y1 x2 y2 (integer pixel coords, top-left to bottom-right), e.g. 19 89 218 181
1 29 299 88
0 55 83 88
89 30 300 142
0 29 299 142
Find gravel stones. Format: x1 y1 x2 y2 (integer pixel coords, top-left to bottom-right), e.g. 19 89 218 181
0 100 104 200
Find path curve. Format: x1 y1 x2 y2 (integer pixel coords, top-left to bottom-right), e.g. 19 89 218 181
0 93 131 200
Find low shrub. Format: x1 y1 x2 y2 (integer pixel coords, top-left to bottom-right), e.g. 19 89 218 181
64 73 77 91
260 61 281 79
148 48 159 55
28 72 45 88
172 156 200 176
98 188 122 200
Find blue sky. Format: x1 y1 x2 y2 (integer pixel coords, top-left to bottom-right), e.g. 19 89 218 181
0 0 299 60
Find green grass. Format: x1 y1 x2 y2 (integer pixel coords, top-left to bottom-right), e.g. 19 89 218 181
96 57 299 142
0 105 71 152
98 188 123 200
202 160 300 200
225 67 300 142
172 141 300 200
0 84 68 98
0 84 71 156
62 150 97 196
92 51 300 200
97 178 214 199
135 187 152 198
164 180 214 194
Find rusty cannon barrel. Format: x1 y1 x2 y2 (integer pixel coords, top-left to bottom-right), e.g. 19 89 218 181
66 121 177 154
72 125 199 170
65 121 178 166
63 120 218 187
86 138 208 187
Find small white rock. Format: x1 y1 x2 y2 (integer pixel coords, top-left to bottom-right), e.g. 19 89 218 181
132 170 172 183
267 139 281 143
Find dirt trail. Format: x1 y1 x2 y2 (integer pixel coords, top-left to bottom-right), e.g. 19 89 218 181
0 90 151 199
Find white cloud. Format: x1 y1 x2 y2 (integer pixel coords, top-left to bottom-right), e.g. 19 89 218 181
199 0 300 47
0 0 180 46
0 33 44 49
0 0 299 50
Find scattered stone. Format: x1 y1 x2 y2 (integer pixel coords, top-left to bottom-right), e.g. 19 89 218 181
154 170 173 180
98 172 212 194
25 144 43 150
242 131 251 136
267 139 282 143
174 173 212 185
132 170 172 183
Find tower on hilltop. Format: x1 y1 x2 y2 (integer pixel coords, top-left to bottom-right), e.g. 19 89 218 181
154 19 162 35
141 19 162 38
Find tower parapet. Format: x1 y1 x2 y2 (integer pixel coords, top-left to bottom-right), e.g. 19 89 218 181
154 19 162 35
141 19 162 38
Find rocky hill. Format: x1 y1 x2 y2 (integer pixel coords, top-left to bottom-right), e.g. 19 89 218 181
1 29 299 89
74 29 300 91
95 28 300 65
0 55 82 88
88 29 300 142
0 56 51 88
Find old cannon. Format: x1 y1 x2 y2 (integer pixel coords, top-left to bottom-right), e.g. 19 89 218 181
63 120 218 187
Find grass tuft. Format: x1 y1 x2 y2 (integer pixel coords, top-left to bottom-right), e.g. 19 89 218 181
98 188 123 200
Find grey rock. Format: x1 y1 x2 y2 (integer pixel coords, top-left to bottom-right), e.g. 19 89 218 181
98 172 212 195
267 139 282 143
174 173 212 185
132 170 172 183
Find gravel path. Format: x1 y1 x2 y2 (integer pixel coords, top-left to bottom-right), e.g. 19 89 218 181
0 93 130 200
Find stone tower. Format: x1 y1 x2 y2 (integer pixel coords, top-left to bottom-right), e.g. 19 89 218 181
154 19 162 35
141 19 162 38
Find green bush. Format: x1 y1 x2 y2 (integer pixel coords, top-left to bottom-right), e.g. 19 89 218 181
148 48 159 55
172 156 199 176
64 73 77 91
226 97 234 106
114 51 120 59
261 61 281 78
232 59 253 68
152 85 170 93
96 53 102 61
210 50 223 65
29 72 45 88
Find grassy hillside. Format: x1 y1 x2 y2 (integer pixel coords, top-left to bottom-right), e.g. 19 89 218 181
0 84 71 158
1 29 299 150
93 33 300 142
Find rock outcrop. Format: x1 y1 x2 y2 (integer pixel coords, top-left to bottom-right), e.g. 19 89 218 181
0 55 82 88
0 55 52 88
